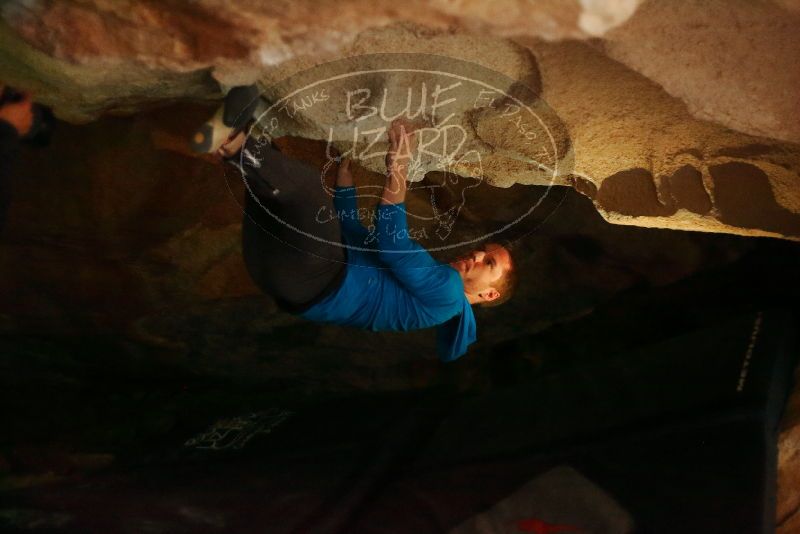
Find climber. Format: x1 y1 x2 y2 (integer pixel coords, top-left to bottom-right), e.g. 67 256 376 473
0 86 33 233
213 96 516 362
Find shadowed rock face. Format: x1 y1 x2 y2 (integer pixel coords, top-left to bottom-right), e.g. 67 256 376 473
0 106 792 513
3 0 797 143
593 164 714 218
663 165 712 216
1 0 800 529
596 168 673 218
710 162 800 237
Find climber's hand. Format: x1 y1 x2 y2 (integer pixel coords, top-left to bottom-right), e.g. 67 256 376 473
385 118 417 176
336 157 354 187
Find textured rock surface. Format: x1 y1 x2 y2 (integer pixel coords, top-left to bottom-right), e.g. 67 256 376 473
0 0 639 121
1 2 799 241
602 0 800 144
0 0 799 527
0 102 798 532
249 26 800 240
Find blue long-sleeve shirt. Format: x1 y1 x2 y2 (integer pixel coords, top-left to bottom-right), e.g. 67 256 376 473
301 186 477 362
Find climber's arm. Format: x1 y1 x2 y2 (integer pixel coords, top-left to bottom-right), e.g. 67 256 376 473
375 120 460 308
336 157 354 187
380 118 414 207
332 159 371 244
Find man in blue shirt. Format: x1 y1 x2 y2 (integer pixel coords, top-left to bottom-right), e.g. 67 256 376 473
219 118 515 362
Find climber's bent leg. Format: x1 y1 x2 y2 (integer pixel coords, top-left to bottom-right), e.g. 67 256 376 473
233 139 346 313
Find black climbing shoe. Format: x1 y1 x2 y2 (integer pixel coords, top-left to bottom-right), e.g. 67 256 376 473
191 84 262 154
223 85 261 131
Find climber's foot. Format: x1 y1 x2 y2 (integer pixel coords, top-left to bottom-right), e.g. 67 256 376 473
191 84 261 154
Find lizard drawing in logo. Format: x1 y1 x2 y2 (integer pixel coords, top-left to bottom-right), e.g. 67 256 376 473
319 133 484 245
416 148 484 242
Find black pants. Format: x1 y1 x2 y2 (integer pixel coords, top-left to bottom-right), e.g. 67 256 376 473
235 140 346 313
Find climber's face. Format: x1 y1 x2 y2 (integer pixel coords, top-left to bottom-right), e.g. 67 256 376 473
449 243 512 303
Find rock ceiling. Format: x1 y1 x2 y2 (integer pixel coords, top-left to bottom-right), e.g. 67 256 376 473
1 0 799 239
